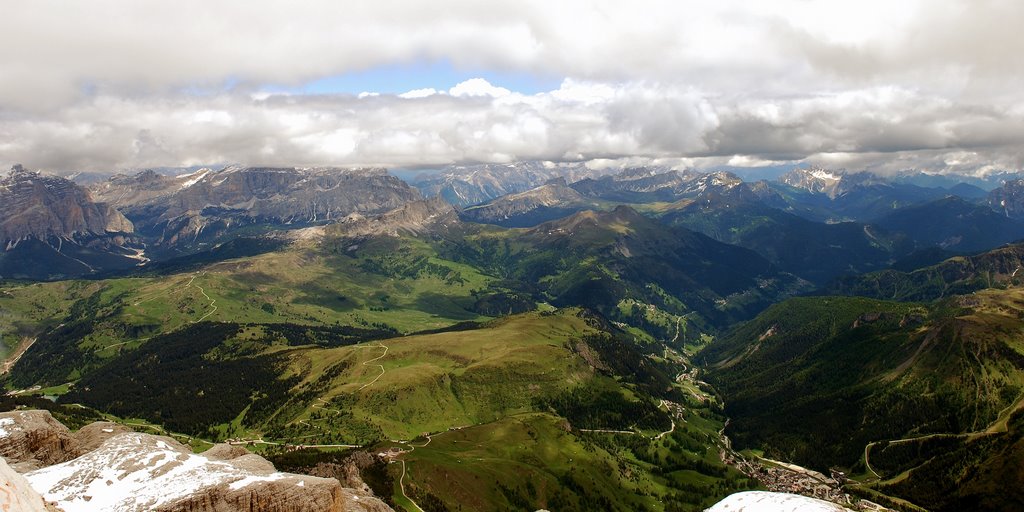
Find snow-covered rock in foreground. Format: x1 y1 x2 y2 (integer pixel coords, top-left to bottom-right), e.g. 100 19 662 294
0 456 56 512
25 432 390 512
706 491 849 512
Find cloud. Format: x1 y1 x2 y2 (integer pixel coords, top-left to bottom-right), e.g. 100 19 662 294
2 0 1018 107
2 78 1021 175
398 88 439 99
0 1 1021 173
449 78 511 98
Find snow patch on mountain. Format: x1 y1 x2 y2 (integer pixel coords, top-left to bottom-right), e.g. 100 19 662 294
705 491 849 511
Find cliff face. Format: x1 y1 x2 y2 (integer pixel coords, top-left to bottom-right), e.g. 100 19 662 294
0 166 143 280
0 411 394 512
0 166 133 244
1 165 425 278
91 166 422 245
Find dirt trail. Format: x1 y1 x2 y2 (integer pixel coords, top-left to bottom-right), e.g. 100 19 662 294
133 273 196 306
191 278 218 323
398 460 424 512
132 272 217 323
391 436 429 512
358 343 389 390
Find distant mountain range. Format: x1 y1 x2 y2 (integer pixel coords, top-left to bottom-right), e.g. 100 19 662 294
454 165 1024 284
7 161 1024 286
408 162 617 207
91 165 419 249
0 165 420 279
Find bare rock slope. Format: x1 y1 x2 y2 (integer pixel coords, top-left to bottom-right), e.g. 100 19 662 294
0 166 140 279
0 410 82 472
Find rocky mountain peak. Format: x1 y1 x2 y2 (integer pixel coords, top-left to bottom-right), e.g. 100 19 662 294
330 196 457 239
779 167 887 198
987 178 1024 219
0 167 133 245
9 163 29 175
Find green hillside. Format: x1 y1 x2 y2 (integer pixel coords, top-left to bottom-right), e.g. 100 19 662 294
701 290 1024 510
432 206 806 335
1 237 497 388
827 242 1024 301
1 224 756 511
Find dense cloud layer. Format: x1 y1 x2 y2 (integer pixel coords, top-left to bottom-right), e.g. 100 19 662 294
0 0 1021 174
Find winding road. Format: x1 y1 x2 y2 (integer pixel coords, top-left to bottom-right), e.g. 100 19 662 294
579 399 680 439
863 432 976 480
654 400 677 440
390 433 435 512
670 316 683 344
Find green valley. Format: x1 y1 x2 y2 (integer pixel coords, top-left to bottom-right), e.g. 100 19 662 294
702 289 1024 510
0 217 763 511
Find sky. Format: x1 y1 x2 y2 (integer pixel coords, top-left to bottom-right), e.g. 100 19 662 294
1 0 1022 175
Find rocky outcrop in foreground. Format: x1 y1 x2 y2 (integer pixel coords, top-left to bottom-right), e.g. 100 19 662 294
0 410 392 512
0 410 82 472
0 456 55 512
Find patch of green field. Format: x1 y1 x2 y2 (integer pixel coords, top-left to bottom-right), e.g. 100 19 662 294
395 412 757 512
267 310 598 442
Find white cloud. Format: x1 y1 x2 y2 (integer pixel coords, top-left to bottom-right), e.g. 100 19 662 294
398 88 440 99
449 78 511 98
0 0 1021 173
2 79 1020 175
2 0 1019 108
